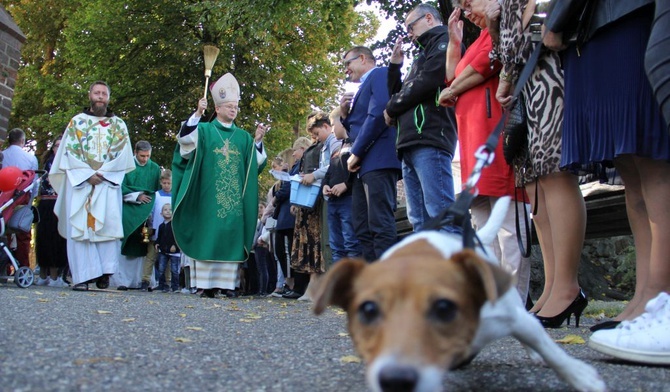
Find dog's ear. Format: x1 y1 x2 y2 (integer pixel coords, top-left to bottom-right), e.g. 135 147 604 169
452 249 513 304
312 258 367 315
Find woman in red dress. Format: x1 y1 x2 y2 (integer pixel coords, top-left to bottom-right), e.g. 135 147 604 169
439 6 530 303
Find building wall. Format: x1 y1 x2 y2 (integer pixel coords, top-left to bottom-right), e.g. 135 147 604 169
0 6 26 141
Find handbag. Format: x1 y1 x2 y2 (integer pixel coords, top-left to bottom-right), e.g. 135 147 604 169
502 94 529 166
7 205 38 233
265 216 278 232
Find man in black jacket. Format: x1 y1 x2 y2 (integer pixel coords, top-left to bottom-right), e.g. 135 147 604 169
385 3 459 233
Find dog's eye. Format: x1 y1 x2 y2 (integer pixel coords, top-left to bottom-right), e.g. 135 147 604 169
429 299 457 322
358 301 381 324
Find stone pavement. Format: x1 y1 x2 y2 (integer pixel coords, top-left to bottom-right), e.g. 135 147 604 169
0 284 668 391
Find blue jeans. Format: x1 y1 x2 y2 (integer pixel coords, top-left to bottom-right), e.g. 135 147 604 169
157 253 180 291
402 146 458 233
326 195 361 263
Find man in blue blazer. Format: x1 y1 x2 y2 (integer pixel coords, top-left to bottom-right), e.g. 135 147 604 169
339 46 402 262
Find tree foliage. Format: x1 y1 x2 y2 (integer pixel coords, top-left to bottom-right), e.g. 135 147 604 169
3 0 376 193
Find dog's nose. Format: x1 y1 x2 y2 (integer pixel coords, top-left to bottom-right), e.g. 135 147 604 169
379 365 419 392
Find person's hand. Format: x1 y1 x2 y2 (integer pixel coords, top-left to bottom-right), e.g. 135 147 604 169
347 154 361 173
290 205 298 215
543 28 566 52
87 173 104 185
330 183 348 197
301 173 315 185
448 8 464 46
384 109 396 127
322 185 332 196
390 37 404 64
137 193 152 204
484 1 501 27
255 123 270 143
439 87 458 107
169 245 176 253
196 98 207 116
340 92 355 118
496 79 514 109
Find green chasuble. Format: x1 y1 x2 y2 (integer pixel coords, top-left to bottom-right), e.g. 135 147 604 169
172 121 266 262
121 159 161 257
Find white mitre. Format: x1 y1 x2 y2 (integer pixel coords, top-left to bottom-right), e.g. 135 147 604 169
210 73 240 105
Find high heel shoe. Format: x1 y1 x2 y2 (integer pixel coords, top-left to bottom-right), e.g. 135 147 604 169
535 289 588 328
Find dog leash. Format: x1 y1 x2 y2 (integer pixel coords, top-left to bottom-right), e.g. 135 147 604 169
425 41 545 251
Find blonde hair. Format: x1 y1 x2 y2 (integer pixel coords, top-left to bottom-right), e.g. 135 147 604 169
160 169 172 180
277 147 295 169
292 136 312 151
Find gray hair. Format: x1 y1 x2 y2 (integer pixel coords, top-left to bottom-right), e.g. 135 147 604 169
135 140 152 152
343 46 376 63
411 3 443 24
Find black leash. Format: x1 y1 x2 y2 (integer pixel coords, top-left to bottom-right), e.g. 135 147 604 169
424 41 545 250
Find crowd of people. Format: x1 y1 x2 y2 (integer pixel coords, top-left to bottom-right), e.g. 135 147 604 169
2 0 668 367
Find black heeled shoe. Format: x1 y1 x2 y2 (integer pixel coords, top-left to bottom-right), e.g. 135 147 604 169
536 289 588 329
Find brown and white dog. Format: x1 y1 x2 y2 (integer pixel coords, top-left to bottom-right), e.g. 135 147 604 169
313 197 606 392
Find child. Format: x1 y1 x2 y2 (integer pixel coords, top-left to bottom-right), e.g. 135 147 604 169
155 203 180 293
147 169 173 290
323 108 361 262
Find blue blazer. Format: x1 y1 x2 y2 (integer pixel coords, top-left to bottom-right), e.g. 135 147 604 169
343 67 401 177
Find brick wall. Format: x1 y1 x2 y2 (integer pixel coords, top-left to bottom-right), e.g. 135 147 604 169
0 7 26 141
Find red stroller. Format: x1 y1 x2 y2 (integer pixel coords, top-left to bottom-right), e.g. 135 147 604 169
0 168 45 288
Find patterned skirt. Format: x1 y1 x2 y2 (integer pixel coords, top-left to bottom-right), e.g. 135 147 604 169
514 49 565 186
290 201 325 274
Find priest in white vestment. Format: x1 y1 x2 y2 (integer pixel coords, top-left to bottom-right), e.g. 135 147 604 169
49 81 135 290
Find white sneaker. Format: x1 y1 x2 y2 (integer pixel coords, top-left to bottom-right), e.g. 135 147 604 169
589 292 670 365
35 277 50 286
48 277 69 288
297 293 312 302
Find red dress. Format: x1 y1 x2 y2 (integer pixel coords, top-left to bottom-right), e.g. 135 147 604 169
454 29 515 198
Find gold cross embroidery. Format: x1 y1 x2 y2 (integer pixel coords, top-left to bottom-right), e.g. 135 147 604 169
214 139 240 162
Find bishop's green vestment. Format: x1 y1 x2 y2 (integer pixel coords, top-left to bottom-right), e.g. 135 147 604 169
172 121 266 263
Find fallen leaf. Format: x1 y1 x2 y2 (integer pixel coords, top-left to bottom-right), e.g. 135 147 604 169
122 318 135 322
96 310 112 314
185 305 194 308
34 291 44 295
555 335 586 345
38 298 49 303
334 309 346 315
338 332 349 337
340 355 361 363
174 337 192 343
148 301 157 305
245 313 262 319
16 296 28 299
178 313 187 318
186 327 203 331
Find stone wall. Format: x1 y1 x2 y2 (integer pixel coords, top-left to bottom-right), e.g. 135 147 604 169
529 235 636 302
0 6 26 141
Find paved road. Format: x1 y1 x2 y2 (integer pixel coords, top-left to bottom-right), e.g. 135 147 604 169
1 284 668 391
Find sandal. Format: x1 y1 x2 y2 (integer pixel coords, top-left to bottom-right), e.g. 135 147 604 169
72 283 89 291
96 274 110 289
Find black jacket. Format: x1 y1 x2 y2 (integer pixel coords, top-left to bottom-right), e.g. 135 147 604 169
546 0 653 42
386 25 458 159
156 221 179 254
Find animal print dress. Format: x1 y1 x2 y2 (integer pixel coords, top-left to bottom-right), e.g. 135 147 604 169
491 0 564 186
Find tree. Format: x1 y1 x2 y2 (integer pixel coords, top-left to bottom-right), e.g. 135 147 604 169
4 0 376 194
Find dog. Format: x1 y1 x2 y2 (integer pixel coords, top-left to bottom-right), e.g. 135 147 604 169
313 197 606 392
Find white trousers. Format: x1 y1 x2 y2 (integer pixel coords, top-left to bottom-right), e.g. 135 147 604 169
470 196 531 302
